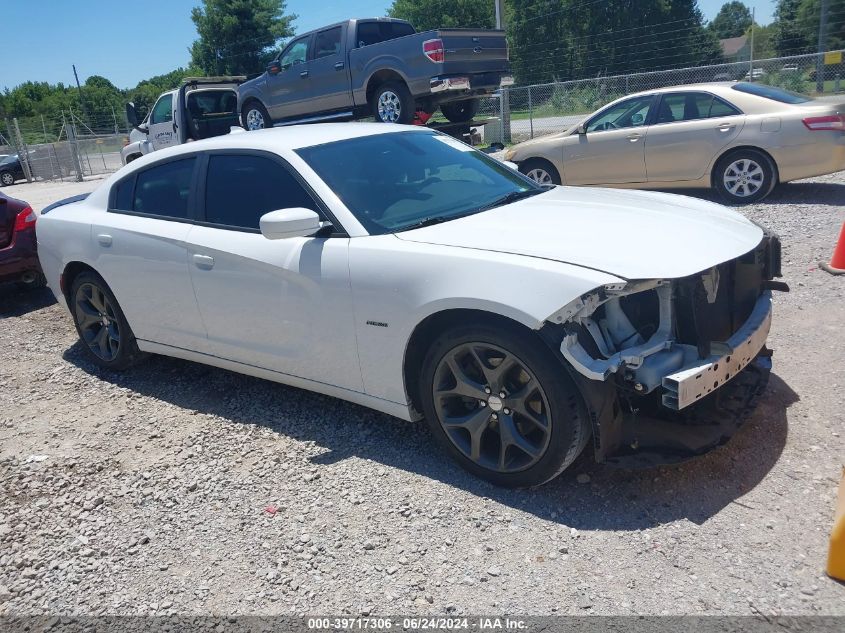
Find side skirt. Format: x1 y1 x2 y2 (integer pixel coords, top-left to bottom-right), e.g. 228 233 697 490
136 339 414 421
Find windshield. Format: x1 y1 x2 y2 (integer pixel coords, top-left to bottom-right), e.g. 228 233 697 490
296 131 541 234
731 82 811 104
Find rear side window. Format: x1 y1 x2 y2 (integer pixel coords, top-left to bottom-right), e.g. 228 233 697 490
113 177 134 211
356 21 414 48
313 27 342 59
709 96 742 117
656 93 741 123
133 158 196 219
731 82 811 104
204 154 318 230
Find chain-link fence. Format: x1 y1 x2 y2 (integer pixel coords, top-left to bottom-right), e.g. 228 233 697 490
479 50 845 144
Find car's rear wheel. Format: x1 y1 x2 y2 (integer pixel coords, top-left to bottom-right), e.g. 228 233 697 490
371 82 415 124
0 171 14 186
440 99 479 123
420 323 591 488
714 149 776 204
70 271 145 370
242 100 272 131
519 159 561 186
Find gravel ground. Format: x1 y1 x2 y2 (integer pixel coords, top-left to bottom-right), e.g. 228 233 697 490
1 172 844 617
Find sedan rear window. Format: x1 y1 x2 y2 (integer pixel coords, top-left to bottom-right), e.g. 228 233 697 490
731 82 811 104
133 158 195 219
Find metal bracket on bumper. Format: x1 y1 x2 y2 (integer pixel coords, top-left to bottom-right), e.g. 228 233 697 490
662 291 773 410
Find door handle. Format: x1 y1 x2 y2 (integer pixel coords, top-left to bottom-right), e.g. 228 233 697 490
627 133 642 142
193 254 214 270
717 124 735 132
96 233 112 247
300 70 309 78
334 61 345 70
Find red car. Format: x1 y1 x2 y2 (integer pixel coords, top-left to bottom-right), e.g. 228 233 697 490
0 190 43 287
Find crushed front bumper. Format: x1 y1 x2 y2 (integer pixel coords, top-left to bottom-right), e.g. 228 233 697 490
662 291 772 410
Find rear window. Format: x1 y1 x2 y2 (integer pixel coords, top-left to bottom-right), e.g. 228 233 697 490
731 82 811 104
355 21 415 48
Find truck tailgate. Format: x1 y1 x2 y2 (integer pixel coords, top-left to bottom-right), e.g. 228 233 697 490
436 29 508 74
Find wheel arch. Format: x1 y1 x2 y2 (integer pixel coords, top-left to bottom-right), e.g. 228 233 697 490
402 308 549 419
365 69 409 104
710 145 780 187
61 261 99 304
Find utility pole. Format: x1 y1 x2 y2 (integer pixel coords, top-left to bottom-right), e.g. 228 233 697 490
817 0 830 93
72 64 90 126
495 0 511 143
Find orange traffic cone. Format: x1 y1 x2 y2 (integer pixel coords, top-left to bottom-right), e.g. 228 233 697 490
820 222 845 275
828 467 845 581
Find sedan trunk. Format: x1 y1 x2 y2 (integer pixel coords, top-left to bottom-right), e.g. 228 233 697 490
0 200 16 249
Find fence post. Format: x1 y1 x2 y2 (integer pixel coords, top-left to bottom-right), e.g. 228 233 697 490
12 119 33 183
66 123 85 182
528 87 534 139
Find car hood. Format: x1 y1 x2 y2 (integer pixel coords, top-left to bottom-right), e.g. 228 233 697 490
395 187 764 280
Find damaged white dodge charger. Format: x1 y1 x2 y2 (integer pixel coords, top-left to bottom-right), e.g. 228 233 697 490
37 124 786 487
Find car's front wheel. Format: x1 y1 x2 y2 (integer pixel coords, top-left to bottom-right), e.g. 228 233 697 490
519 159 561 186
714 149 776 204
420 323 591 488
0 171 14 186
70 271 145 370
242 100 272 131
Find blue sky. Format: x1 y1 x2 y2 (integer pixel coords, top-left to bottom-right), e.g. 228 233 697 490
4 0 775 91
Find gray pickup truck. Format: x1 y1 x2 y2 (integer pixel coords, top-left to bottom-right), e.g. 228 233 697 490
238 17 512 128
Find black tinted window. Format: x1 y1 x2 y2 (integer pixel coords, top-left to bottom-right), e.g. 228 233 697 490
356 21 413 47
205 154 317 229
314 27 342 59
356 22 382 47
133 158 195 218
113 177 134 211
389 23 415 38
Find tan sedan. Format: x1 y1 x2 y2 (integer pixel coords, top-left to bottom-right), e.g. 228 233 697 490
505 82 845 203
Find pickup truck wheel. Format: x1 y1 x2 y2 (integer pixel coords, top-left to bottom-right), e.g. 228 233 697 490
440 99 479 123
242 101 271 131
420 323 591 488
371 82 415 124
70 271 145 371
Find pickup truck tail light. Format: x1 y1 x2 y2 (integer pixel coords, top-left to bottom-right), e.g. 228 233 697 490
802 115 845 131
423 39 445 63
13 206 37 233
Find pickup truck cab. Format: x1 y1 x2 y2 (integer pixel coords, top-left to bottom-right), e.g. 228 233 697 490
122 77 244 165
238 18 512 127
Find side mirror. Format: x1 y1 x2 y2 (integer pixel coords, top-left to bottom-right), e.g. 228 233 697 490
577 123 588 135
267 61 282 75
260 208 322 240
125 102 138 127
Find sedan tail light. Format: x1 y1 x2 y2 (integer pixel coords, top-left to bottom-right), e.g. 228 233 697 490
13 206 37 232
802 115 845 131
423 39 445 63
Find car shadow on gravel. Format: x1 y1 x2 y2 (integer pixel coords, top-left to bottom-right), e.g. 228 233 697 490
0 283 56 317
666 182 845 207
63 341 797 531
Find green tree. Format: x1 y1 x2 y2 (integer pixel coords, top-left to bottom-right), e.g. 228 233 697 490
708 2 753 39
387 0 494 31
771 0 813 55
190 0 296 76
749 23 777 59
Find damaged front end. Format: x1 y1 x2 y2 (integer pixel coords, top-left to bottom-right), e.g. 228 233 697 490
546 233 786 466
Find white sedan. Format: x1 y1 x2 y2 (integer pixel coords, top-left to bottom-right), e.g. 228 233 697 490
37 124 784 487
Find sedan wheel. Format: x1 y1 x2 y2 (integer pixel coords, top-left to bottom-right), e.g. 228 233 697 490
519 159 561 186
70 271 145 370
420 323 591 488
0 171 13 186
715 150 775 204
526 168 554 186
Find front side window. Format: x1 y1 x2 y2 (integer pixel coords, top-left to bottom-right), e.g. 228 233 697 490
150 94 173 124
280 37 309 70
132 158 195 218
313 27 341 59
296 131 540 235
204 154 317 229
587 96 654 132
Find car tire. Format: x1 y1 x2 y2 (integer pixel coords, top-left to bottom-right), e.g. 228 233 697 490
420 322 591 488
371 82 415 124
440 99 479 123
241 100 272 131
70 271 145 371
519 159 562 186
0 171 14 186
714 149 776 204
